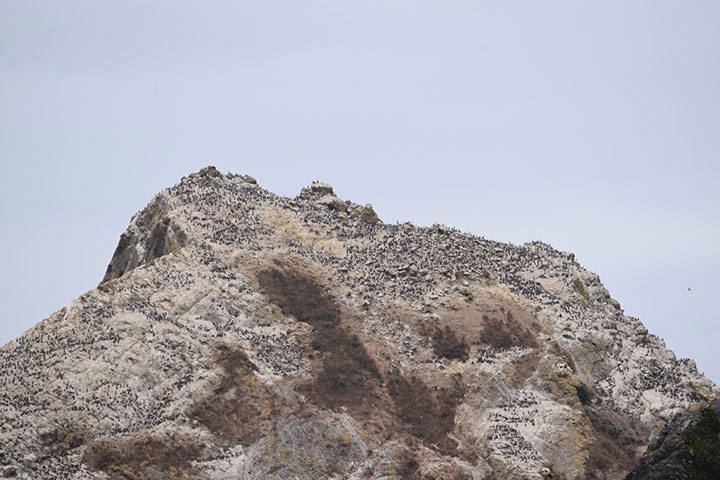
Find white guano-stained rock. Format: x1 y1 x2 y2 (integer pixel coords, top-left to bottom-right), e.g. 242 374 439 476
0 167 716 480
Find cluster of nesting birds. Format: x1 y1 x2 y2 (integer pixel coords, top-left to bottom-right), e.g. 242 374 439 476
0 168 715 479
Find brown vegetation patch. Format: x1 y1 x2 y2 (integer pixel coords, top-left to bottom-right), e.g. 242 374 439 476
396 451 422 480
480 312 538 350
433 290 543 351
256 264 381 413
83 433 203 480
582 405 645 479
39 424 88 455
386 368 466 456
187 344 276 445
256 265 341 330
432 326 469 361
583 435 633 480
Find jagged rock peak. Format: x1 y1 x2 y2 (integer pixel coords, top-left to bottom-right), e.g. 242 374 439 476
0 168 717 480
299 179 382 224
181 165 257 184
307 181 335 196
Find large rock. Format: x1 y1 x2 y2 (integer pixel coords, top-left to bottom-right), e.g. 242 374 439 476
0 167 716 479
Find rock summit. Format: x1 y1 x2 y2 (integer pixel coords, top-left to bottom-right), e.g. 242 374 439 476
1 167 717 479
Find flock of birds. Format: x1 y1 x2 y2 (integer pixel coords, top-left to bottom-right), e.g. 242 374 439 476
0 169 711 479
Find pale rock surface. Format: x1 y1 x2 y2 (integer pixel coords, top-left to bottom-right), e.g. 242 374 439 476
0 167 716 480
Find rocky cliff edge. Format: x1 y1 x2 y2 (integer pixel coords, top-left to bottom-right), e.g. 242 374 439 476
0 167 716 479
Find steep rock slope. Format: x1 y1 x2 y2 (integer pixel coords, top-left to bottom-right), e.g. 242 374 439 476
0 167 717 480
625 400 720 479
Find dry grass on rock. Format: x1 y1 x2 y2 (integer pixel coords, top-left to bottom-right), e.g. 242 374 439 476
256 263 382 414
83 433 204 480
187 344 277 445
480 312 538 350
432 325 469 361
386 368 466 456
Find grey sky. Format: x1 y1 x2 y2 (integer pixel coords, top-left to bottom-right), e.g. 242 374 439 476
1 1 718 383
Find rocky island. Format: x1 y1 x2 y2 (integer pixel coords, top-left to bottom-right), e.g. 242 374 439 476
1 167 717 479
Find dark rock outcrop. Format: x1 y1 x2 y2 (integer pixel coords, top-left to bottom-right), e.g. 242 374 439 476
625 401 720 480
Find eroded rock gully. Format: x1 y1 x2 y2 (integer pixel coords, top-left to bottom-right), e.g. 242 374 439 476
0 167 717 479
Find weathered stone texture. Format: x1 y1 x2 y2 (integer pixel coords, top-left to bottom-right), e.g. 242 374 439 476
0 167 716 479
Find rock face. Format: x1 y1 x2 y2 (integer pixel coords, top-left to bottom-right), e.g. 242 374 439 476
0 167 717 480
625 401 720 480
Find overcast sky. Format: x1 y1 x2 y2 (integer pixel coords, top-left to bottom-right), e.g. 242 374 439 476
1 1 718 384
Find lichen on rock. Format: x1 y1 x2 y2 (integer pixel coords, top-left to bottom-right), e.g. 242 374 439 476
0 168 717 480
